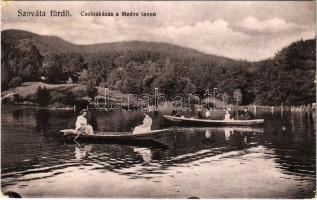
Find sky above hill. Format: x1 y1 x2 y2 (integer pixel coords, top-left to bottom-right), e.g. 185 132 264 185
2 1 315 61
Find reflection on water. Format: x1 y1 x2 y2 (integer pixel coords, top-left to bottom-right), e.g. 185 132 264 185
134 148 152 164
1 105 315 198
205 129 211 139
35 110 51 131
224 128 233 140
75 145 93 161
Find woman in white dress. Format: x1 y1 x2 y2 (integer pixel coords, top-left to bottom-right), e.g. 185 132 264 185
224 109 233 121
132 113 152 134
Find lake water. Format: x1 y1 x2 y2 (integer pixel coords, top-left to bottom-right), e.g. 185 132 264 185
1 105 315 198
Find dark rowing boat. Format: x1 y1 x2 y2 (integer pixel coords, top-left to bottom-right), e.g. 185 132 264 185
60 129 171 142
163 115 264 126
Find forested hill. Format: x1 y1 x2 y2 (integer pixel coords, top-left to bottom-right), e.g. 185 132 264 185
1 29 316 106
1 29 235 64
1 29 78 55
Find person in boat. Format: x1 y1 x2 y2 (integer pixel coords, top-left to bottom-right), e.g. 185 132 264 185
240 109 253 120
132 112 152 134
205 107 212 118
75 109 94 135
204 103 216 119
224 109 233 121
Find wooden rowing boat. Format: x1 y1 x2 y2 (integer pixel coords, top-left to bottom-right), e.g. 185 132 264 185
163 115 264 126
60 129 171 142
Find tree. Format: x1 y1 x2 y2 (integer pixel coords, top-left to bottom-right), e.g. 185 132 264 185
41 54 64 83
107 67 128 91
8 76 23 88
86 81 98 100
253 39 316 106
216 66 254 105
151 60 178 97
121 61 144 94
222 92 230 105
175 77 196 96
1 39 42 85
62 53 85 73
36 86 51 106
2 66 11 90
233 89 242 105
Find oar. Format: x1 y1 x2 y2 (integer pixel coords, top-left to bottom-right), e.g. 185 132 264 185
74 139 80 145
74 130 81 141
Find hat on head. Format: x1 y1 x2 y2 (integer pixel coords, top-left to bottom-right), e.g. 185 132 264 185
80 109 88 114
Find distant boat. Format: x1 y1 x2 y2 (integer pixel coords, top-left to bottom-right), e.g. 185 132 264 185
163 115 264 126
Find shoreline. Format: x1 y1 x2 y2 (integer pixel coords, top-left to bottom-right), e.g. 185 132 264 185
2 102 315 113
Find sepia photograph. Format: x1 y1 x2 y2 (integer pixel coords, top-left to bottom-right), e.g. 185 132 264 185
1 1 316 198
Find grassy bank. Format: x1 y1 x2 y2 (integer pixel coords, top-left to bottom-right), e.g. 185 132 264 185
1 82 139 109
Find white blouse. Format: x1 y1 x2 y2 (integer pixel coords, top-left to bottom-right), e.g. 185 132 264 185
75 115 87 130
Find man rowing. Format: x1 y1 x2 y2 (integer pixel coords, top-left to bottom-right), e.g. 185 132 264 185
75 109 94 135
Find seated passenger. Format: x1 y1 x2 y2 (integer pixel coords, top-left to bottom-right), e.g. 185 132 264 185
205 108 212 118
224 110 233 121
132 113 152 134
